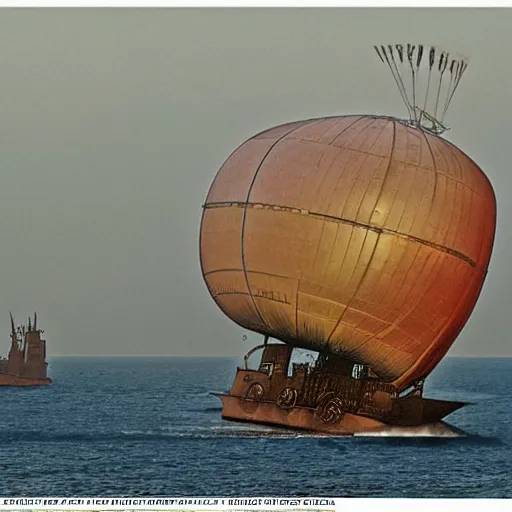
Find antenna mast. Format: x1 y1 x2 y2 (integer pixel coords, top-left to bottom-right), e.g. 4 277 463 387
374 44 469 135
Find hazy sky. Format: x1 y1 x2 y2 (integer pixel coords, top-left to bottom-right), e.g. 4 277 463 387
0 8 510 358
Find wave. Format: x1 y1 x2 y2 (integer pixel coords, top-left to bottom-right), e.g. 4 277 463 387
353 422 465 438
0 422 504 444
0 430 505 445
185 407 222 413
0 426 354 443
351 423 507 446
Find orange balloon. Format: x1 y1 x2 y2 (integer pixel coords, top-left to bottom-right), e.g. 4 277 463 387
200 115 496 391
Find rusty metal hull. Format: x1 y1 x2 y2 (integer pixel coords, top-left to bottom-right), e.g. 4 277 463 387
0 373 52 386
214 392 386 434
213 391 466 435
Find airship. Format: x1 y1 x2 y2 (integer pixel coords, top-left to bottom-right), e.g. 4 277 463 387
200 44 496 434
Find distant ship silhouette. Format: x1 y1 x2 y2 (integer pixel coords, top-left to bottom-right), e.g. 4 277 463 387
0 313 51 386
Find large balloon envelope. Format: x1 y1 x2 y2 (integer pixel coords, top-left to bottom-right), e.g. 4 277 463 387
199 115 496 391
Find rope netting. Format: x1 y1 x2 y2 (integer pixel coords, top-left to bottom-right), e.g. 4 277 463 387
374 44 469 135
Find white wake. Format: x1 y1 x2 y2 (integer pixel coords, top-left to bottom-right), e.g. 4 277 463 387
353 422 465 438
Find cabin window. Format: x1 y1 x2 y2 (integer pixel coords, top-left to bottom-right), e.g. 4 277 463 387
259 362 274 377
288 348 317 376
290 362 309 378
352 364 365 379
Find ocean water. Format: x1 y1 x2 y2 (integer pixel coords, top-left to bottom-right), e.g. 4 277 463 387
0 356 511 498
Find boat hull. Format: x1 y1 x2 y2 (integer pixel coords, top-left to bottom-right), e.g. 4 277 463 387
213 392 465 435
214 392 385 434
0 373 52 386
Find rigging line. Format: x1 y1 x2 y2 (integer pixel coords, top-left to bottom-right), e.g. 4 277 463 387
385 45 414 119
378 46 412 117
433 74 443 120
433 53 444 119
422 68 433 115
440 59 458 121
441 59 463 122
413 44 424 123
421 46 436 118
389 44 414 116
407 48 417 123
434 51 449 120
441 60 468 122
411 67 417 123
407 44 418 123
441 66 462 122
450 60 469 103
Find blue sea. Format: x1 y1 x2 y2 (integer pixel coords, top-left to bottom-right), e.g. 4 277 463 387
0 356 511 498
